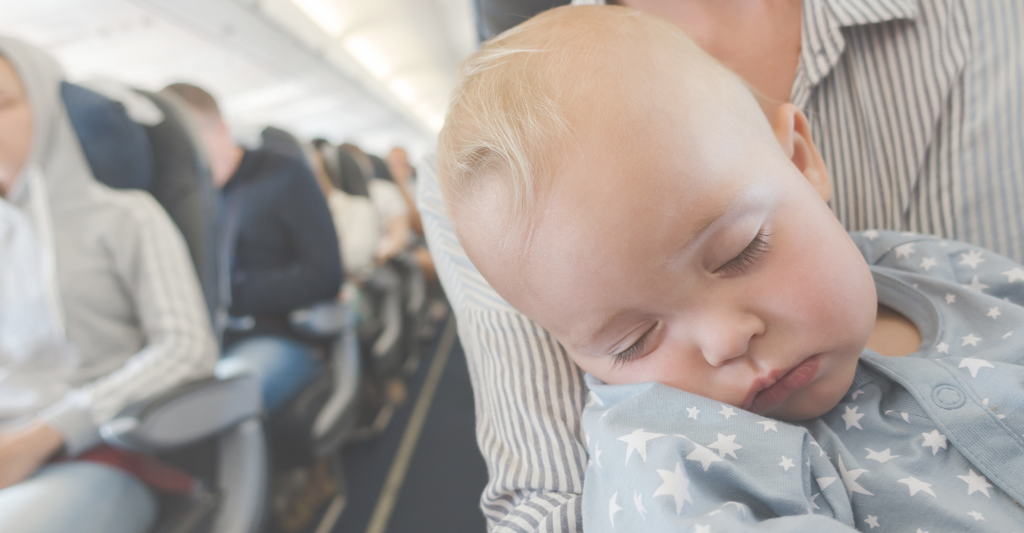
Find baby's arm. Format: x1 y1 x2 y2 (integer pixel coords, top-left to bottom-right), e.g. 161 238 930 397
581 378 859 532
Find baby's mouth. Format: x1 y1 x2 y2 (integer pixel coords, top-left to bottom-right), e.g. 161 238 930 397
744 355 822 414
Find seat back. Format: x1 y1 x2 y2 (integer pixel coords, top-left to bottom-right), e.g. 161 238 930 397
260 125 307 164
369 153 392 181
61 83 222 319
62 82 155 190
333 145 371 198
142 89 222 321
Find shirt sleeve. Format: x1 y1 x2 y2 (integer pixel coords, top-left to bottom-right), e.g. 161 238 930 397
230 159 343 316
39 192 218 456
418 155 589 532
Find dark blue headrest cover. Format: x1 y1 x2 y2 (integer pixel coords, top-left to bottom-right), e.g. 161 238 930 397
61 81 154 191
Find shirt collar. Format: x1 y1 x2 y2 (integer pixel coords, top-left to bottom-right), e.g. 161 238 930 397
792 0 918 106
823 0 918 27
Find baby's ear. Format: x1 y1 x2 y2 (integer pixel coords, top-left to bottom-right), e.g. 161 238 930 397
772 103 831 203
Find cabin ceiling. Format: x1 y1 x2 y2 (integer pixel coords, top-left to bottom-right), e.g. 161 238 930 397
0 0 477 159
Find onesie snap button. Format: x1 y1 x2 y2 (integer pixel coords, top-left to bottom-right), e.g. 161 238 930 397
932 385 965 410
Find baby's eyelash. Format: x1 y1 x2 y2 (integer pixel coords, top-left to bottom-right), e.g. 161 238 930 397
613 326 655 367
716 229 771 275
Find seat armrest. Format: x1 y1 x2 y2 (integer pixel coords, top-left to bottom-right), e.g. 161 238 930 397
289 300 349 340
100 375 262 453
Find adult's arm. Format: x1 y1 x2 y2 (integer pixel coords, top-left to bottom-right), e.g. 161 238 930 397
39 192 218 456
230 158 343 316
419 155 589 532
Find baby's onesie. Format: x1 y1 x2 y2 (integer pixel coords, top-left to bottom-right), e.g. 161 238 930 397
582 231 1024 532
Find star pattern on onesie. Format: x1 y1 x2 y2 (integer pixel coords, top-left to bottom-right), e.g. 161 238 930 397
584 232 1024 531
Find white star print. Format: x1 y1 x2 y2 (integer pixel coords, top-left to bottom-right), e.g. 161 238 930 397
652 462 691 514
964 275 989 292
722 501 748 516
842 406 865 430
863 230 879 240
885 409 911 422
808 492 820 511
921 430 947 455
1004 331 1014 339
757 420 778 432
917 529 929 533
593 440 603 468
718 406 737 419
779 456 795 471
1002 267 1024 283
851 389 865 400
961 333 982 346
687 442 724 471
608 492 623 526
694 525 711 533
707 434 742 459
967 511 985 521
810 442 827 457
618 429 664 465
585 392 604 408
919 256 938 271
899 476 937 497
960 249 986 269
957 469 993 497
687 406 700 420
895 242 916 258
988 307 1002 319
817 477 837 489
838 455 873 497
959 357 994 377
633 490 647 520
865 515 880 529
945 293 956 304
865 448 899 463
936 342 950 353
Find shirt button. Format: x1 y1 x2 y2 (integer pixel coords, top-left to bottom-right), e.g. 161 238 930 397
932 385 966 410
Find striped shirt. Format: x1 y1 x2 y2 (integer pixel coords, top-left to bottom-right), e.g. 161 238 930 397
418 1 1024 531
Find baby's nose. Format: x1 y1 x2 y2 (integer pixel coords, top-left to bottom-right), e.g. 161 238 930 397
698 313 764 367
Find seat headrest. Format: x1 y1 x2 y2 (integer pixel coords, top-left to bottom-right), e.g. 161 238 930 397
61 82 155 191
335 146 371 198
261 126 308 165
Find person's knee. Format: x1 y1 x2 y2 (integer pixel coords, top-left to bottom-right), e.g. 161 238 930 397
0 461 157 533
219 336 323 413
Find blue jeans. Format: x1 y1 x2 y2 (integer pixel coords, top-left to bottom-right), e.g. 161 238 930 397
217 335 323 414
0 461 157 533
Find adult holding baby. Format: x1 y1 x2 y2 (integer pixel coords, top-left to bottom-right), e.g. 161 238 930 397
418 1 1023 531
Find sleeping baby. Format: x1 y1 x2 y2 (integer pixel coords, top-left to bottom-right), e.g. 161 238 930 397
438 5 1024 531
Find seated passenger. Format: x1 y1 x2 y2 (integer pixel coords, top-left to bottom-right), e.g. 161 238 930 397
341 143 410 264
163 83 342 414
387 146 438 286
439 7 1024 531
308 139 380 281
0 38 217 533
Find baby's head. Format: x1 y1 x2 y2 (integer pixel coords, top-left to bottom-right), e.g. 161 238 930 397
439 5 877 421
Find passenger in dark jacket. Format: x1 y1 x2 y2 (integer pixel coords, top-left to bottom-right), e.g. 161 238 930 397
164 82 342 413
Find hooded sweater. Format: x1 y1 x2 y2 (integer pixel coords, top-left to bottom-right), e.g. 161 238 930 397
0 37 217 455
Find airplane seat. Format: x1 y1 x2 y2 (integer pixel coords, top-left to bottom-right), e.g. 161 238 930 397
62 82 267 533
260 125 308 165
60 82 154 191
316 143 412 377
253 127 364 515
331 144 371 198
